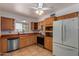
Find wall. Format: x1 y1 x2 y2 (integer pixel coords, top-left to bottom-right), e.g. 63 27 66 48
55 4 79 16
38 4 79 21
0 11 37 34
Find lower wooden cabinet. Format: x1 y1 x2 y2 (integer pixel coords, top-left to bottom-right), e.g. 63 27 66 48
19 34 37 48
1 39 8 53
0 39 2 55
28 36 36 45
44 37 52 51
19 36 27 48
0 34 38 54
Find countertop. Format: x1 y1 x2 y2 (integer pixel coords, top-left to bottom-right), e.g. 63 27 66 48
0 33 40 39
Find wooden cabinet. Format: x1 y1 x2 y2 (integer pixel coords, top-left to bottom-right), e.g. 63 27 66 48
1 39 8 53
39 17 56 51
44 37 52 51
31 22 38 30
56 12 78 20
38 21 45 32
19 36 27 48
2 39 8 53
40 21 45 26
28 35 36 45
44 17 55 26
0 39 2 55
19 34 37 48
39 17 56 32
0 39 8 54
40 17 56 26
33 33 39 44
0 17 15 30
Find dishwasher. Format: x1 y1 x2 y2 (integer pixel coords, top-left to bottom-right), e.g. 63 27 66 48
8 38 19 52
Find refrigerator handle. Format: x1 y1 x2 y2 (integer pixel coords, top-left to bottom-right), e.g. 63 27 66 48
61 24 64 43
63 24 66 42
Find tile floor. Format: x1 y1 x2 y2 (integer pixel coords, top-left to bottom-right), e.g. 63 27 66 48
3 45 52 56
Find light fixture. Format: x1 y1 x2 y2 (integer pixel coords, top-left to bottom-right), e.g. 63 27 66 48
32 3 51 15
36 10 44 15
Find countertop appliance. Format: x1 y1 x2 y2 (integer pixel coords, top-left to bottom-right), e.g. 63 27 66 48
53 17 79 56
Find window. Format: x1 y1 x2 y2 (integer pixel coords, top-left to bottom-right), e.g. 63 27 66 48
15 23 29 33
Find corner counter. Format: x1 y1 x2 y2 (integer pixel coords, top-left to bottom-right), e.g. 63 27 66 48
0 33 40 55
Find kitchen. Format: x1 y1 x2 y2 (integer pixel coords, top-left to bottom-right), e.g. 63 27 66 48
0 3 79 56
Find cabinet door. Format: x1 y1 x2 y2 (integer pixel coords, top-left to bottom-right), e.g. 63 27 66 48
31 22 38 30
31 22 34 30
19 37 27 48
27 36 36 45
32 36 36 44
1 17 14 30
0 39 2 55
19 35 37 48
30 35 36 44
49 17 55 25
44 37 52 51
26 36 31 46
2 39 8 53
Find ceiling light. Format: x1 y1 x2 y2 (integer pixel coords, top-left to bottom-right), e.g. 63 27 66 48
36 10 44 15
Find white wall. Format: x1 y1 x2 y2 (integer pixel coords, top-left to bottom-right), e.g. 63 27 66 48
55 4 79 16
0 11 37 22
0 11 37 34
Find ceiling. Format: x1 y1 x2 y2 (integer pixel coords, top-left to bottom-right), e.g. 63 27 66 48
0 3 76 19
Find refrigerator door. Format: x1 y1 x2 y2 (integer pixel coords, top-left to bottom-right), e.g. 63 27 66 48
62 17 78 49
53 43 78 56
53 20 63 43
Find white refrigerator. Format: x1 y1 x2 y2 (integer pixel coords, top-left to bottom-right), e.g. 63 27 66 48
53 17 79 56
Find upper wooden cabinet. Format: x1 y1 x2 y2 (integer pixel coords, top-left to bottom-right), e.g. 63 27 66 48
0 17 15 30
44 17 56 26
31 22 38 30
56 12 78 20
39 17 56 26
38 17 56 32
